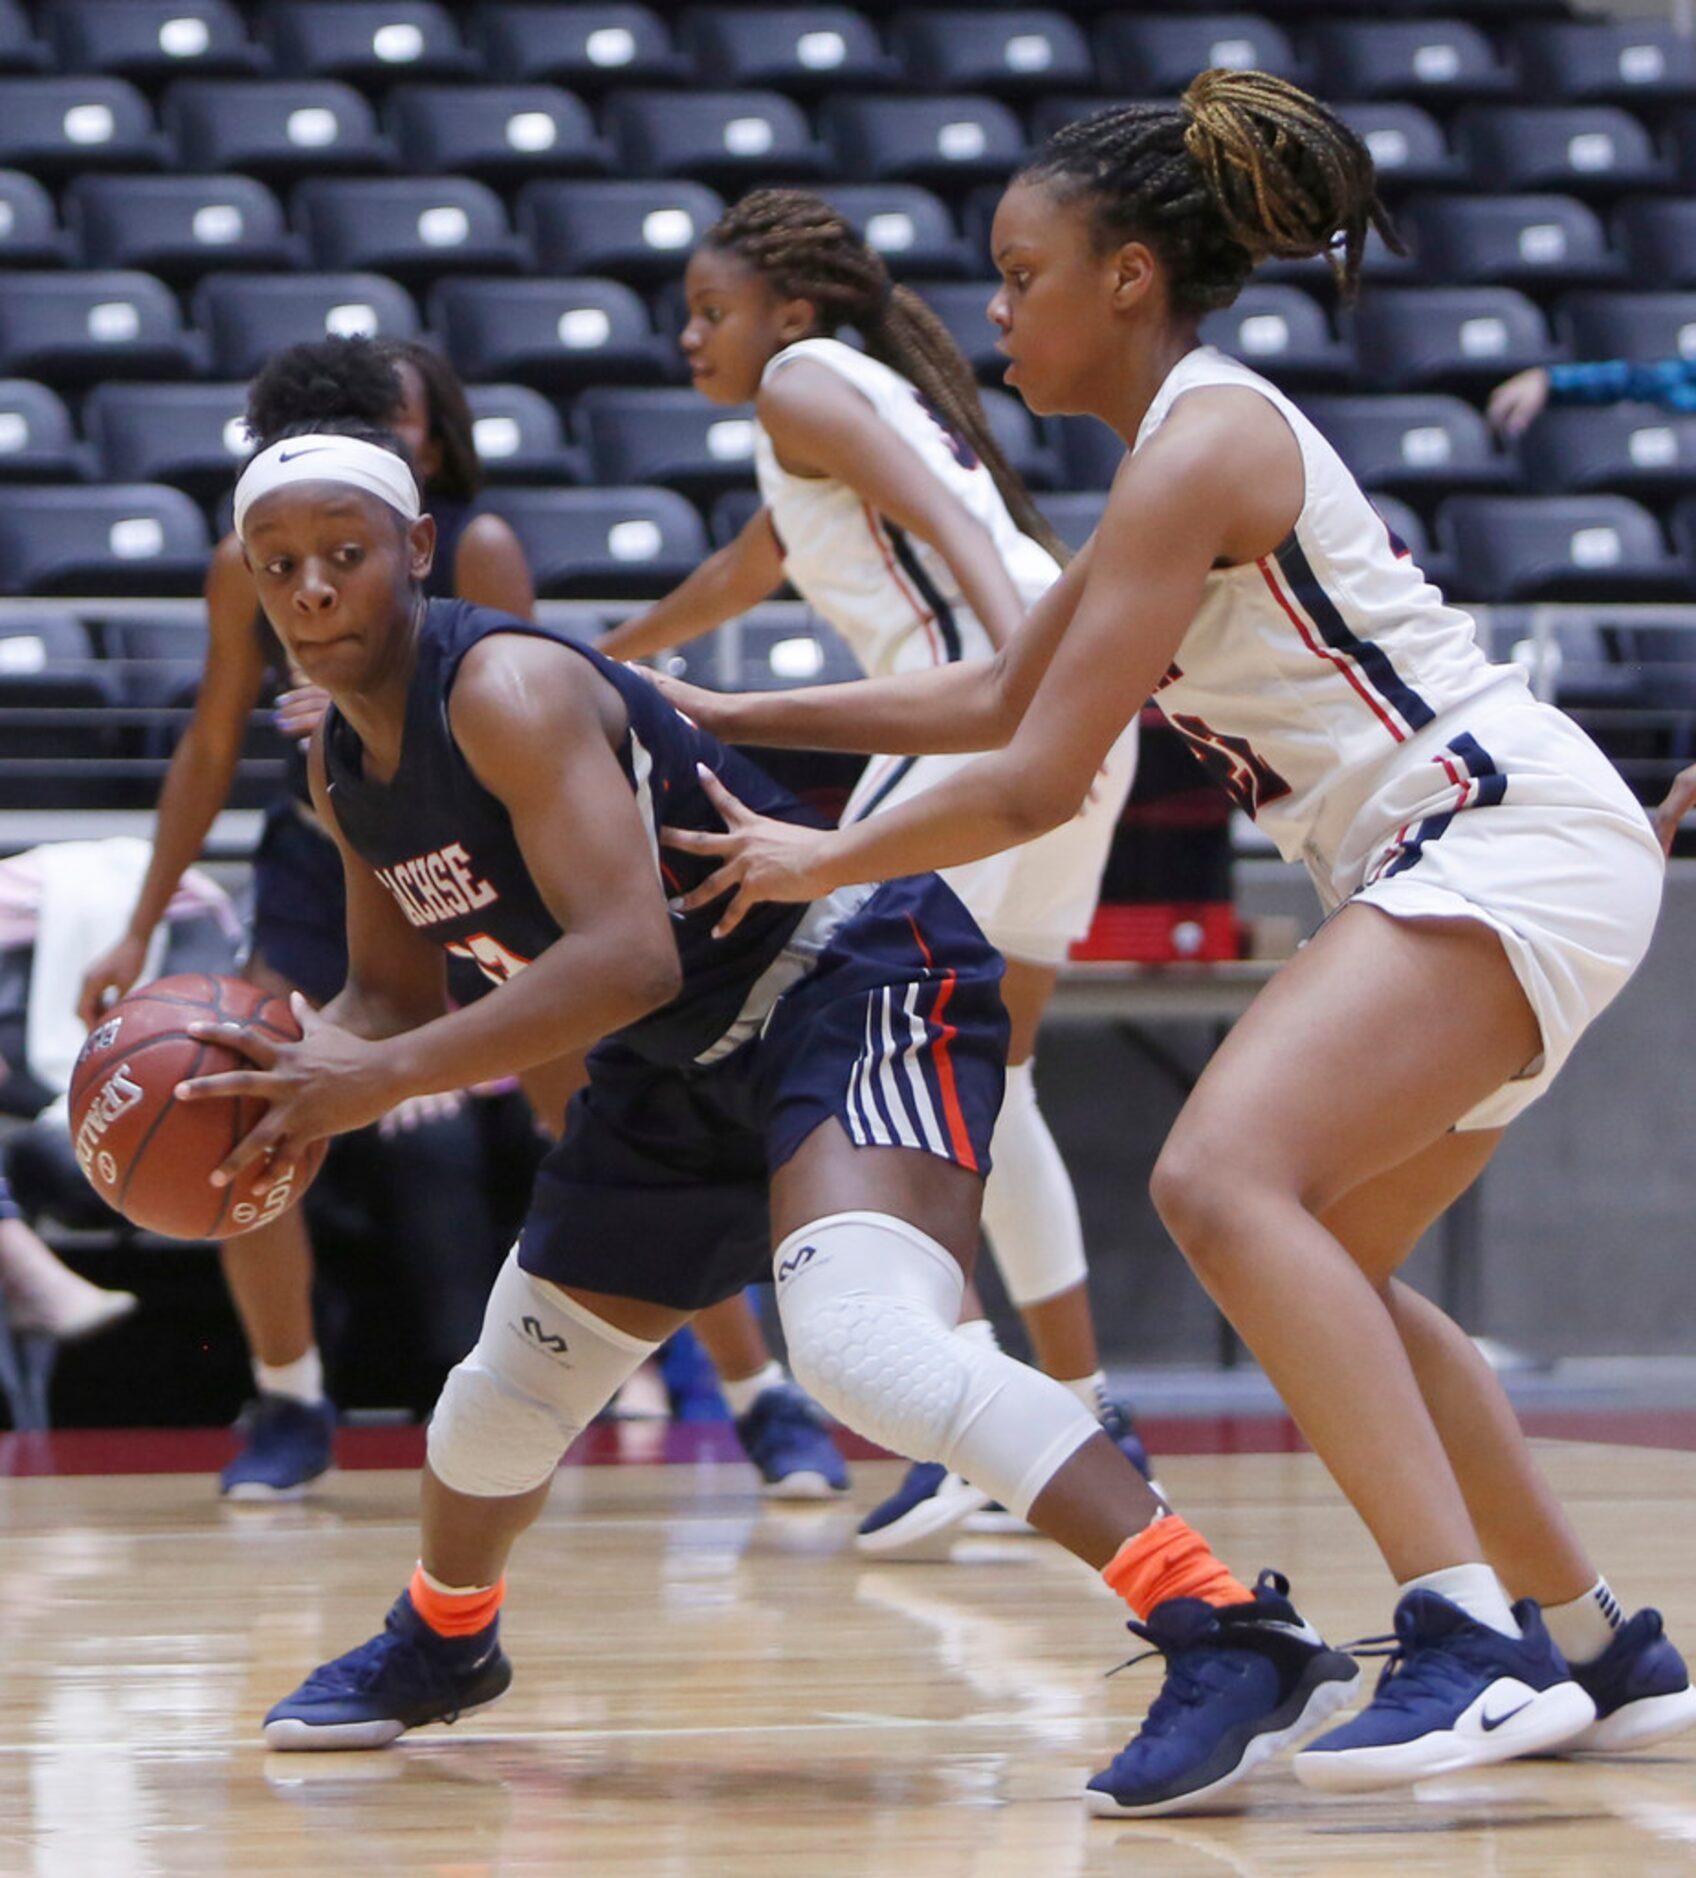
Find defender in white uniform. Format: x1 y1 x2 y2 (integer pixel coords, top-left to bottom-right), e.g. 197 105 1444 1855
660 78 1696 1817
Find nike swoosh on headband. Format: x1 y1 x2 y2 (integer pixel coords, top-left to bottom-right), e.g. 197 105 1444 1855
277 447 333 463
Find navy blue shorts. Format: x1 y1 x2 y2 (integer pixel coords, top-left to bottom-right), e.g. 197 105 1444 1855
516 876 1008 1312
250 799 348 1008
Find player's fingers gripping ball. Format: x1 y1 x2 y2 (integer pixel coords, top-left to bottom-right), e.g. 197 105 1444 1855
69 973 327 1240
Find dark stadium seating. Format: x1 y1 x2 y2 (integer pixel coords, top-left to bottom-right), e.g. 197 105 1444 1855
195 271 419 377
67 174 299 281
0 612 122 806
388 84 609 180
578 386 760 500
466 382 586 483
827 184 978 277
517 178 726 279
1306 20 1517 103
1450 106 1670 200
1335 103 1469 192
1558 292 1696 365
605 88 832 184
83 380 251 502
1351 287 1561 394
0 170 67 267
164 79 393 178
1616 199 1696 291
1400 194 1621 292
1200 285 1353 390
1519 407 1696 504
1516 20 1696 105
293 176 528 282
684 9 897 91
0 271 199 383
48 2 265 84
1303 394 1518 503
1096 15 1306 95
261 3 477 84
0 77 162 178
820 94 1026 184
0 380 84 481
0 484 210 595
1436 493 1682 603
475 485 709 596
0 0 45 75
431 274 673 389
473 5 686 90
898 11 1094 93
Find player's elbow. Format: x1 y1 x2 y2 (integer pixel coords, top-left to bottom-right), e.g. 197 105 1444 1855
998 766 1083 842
617 935 684 1021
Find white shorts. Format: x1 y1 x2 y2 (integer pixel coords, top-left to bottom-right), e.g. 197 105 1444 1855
1318 695 1664 1131
842 722 1140 967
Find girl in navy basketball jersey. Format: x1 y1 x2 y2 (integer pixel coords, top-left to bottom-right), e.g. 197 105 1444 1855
179 426 1358 1810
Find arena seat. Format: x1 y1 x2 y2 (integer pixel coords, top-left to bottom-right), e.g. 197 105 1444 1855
578 387 760 501
0 77 164 178
708 485 762 547
474 485 710 597
0 272 199 384
1302 394 1518 503
978 387 1060 489
473 4 686 89
294 176 528 283
1096 14 1306 94
66 174 299 281
826 184 977 277
0 0 45 74
896 11 1094 94
0 382 86 481
1399 194 1621 292
1615 199 1696 291
605 88 832 184
1199 284 1353 389
905 280 1005 378
1451 106 1669 200
1305 20 1517 104
1557 292 1696 367
195 271 419 379
83 381 253 503
465 382 586 484
683 8 896 90
0 613 123 808
0 484 212 596
261 3 477 84
820 95 1027 185
1335 102 1468 192
431 275 673 390
1351 286 1560 393
163 79 392 179
0 171 69 268
387 83 609 179
1518 407 1696 503
48 1 266 83
1514 20 1696 106
1053 414 1125 492
1436 492 1682 602
518 178 726 281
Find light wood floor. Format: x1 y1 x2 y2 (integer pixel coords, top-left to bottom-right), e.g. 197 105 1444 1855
5 1442 1696 1876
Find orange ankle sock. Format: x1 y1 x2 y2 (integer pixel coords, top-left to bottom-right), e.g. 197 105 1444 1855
1102 1516 1252 1620
408 1565 506 1637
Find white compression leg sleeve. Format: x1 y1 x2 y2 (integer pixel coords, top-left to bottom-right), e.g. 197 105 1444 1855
979 1060 1090 1309
428 1249 661 1498
775 1212 1099 1520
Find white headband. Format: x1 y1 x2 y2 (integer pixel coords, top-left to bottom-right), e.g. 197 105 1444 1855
233 433 422 541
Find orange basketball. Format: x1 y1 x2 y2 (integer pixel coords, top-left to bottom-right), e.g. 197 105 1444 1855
68 972 327 1241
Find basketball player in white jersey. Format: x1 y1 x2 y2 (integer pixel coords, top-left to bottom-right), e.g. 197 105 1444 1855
599 189 1147 1551
658 75 1696 1803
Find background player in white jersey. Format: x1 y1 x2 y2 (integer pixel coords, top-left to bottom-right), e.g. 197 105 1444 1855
658 73 1696 1801
598 188 1147 1550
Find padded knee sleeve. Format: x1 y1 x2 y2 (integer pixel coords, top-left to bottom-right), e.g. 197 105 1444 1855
774 1212 1098 1519
980 1060 1089 1308
427 1249 660 1498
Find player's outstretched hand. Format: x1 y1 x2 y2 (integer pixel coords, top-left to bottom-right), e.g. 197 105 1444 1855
664 763 835 938
175 993 401 1185
1654 761 1696 855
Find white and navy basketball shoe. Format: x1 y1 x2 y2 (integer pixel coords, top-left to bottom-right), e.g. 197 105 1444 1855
1562 1607 1696 1752
220 1394 336 1500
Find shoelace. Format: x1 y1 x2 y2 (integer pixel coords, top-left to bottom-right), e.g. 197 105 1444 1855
301 1611 472 1714
1338 1629 1491 1711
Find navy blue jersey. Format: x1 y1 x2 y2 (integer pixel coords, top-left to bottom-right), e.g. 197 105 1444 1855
322 598 821 1064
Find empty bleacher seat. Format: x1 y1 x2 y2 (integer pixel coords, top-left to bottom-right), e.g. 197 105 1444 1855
1351 286 1558 392
432 275 672 389
708 485 762 547
0 0 44 74
1053 415 1125 492
1302 394 1516 501
103 614 206 719
1452 107 1668 200
1436 493 1681 603
0 78 162 177
466 383 584 484
388 84 608 179
605 88 830 183
49 2 266 83
518 179 725 280
1401 195 1620 292
908 280 1003 377
684 8 895 90
0 614 122 809
1516 21 1696 106
896 11 1093 94
294 177 526 282
828 185 975 278
979 386 1058 490
0 172 68 267
67 174 298 281
196 271 418 377
1097 14 1303 94
475 5 684 88
1306 21 1515 104
1558 292 1696 367
1519 406 1696 502
0 383 84 481
732 616 862 691
262 3 477 83
1036 491 1106 556
164 80 391 178
83 381 253 503
822 95 1026 185
1335 103 1467 192
579 387 759 500
475 486 708 597
0 485 211 596
1616 200 1696 292
1199 285 1351 389
0 272 198 384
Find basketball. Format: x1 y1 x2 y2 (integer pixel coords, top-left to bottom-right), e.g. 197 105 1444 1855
67 972 327 1242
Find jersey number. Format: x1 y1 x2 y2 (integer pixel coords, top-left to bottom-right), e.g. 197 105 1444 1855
446 932 534 986
1168 712 1293 816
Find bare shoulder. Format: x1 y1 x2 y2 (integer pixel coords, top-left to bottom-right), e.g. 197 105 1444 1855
450 630 621 757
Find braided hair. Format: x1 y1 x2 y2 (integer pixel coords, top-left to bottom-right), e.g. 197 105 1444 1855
707 187 1069 563
1023 70 1402 314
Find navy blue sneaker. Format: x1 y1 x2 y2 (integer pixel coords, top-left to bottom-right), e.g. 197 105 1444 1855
1087 1571 1359 1816
1294 1593 1595 1792
1563 1608 1696 1752
734 1382 848 1499
856 1461 990 1555
659 1327 729 1422
220 1395 336 1500
1099 1398 1164 1498
263 1591 512 1750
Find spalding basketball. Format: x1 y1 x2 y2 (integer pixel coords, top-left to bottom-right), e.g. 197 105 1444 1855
68 973 327 1241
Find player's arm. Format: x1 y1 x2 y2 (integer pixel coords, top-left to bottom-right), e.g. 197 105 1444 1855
597 504 785 664
78 536 267 1024
452 511 537 620
758 360 1026 647
670 389 1299 926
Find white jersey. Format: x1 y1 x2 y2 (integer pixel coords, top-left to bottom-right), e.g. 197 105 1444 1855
754 337 1061 676
1138 347 1528 883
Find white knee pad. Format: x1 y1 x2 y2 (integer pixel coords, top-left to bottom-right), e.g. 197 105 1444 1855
775 1212 1098 1519
427 1249 660 1498
980 1060 1090 1308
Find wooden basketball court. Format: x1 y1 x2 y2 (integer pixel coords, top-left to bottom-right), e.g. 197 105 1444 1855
5 1435 1695 1875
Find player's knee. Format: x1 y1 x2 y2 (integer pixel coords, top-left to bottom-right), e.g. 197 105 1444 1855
784 1289 969 1463
428 1356 576 1498
1150 1127 1253 1274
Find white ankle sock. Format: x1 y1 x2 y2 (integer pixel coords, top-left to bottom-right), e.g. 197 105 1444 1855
1542 1577 1624 1665
1060 1370 1108 1416
1399 1562 1521 1638
255 1346 324 1405
720 1359 785 1419
954 1317 1000 1353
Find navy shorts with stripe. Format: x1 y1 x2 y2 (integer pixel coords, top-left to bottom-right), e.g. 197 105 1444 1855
516 875 1008 1312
